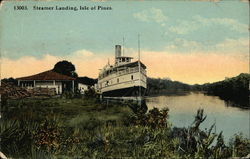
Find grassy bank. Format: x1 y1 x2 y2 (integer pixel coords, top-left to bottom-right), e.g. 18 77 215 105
1 97 249 158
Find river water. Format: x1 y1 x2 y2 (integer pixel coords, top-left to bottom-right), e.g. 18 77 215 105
146 92 250 142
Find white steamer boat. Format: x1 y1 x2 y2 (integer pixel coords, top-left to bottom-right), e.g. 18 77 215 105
97 44 147 97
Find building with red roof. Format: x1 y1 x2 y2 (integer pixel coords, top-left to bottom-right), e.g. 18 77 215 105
17 70 76 94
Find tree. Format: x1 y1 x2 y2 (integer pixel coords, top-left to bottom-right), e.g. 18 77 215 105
53 60 78 78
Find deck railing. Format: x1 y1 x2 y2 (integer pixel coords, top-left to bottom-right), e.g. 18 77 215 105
98 67 147 89
100 67 146 79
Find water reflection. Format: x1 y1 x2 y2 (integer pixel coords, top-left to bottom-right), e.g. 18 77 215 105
146 92 250 141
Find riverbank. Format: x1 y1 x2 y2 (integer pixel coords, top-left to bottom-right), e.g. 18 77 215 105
1 97 249 158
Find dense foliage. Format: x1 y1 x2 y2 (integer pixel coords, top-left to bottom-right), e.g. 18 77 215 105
200 73 249 108
76 77 97 86
147 77 191 95
53 60 78 78
1 97 249 158
147 74 249 108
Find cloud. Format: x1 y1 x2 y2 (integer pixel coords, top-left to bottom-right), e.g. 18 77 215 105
150 8 167 23
133 8 167 24
72 50 94 58
194 15 248 33
1 50 112 79
133 11 148 22
215 38 249 54
164 37 249 55
1 54 60 79
140 51 248 84
169 15 248 34
1 44 248 84
169 20 199 35
126 46 248 84
165 38 203 52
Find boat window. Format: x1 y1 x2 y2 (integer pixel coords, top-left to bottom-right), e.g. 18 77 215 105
131 75 133 80
122 58 125 62
105 81 109 86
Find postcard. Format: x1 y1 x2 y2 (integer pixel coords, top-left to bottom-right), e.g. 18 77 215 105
0 0 249 158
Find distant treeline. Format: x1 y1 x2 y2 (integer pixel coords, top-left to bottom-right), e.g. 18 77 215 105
76 76 97 86
146 77 191 95
146 73 249 108
193 73 250 108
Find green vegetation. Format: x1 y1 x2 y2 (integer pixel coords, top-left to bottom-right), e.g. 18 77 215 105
53 60 78 78
1 97 249 158
148 73 250 108
147 77 191 95
194 73 250 108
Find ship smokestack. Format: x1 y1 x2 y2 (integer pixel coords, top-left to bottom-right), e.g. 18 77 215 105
115 45 121 58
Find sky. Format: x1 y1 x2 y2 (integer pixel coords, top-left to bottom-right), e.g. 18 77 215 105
0 0 249 84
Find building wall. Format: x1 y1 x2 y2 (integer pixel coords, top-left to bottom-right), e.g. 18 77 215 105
35 81 62 94
19 81 63 94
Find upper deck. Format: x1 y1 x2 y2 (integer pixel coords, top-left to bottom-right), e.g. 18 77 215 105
98 44 147 80
98 61 146 80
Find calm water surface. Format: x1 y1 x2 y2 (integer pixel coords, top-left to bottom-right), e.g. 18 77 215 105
146 92 250 141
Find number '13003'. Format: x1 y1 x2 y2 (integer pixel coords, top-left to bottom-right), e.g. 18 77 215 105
14 6 28 10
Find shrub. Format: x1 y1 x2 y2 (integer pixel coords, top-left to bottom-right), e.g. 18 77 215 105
230 134 250 157
128 107 169 129
84 88 98 98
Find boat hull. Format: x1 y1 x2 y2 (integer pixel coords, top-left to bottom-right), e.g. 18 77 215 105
102 86 146 97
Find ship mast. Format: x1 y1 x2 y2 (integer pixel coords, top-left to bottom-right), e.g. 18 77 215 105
138 34 141 99
122 37 125 56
